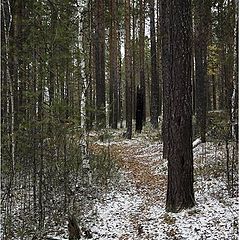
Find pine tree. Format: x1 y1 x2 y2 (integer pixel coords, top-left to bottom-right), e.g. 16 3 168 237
165 0 195 212
194 0 211 142
109 0 119 129
94 0 106 129
139 0 146 124
125 0 132 139
149 0 159 128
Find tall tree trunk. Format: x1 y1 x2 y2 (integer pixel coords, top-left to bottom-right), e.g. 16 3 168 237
86 0 93 131
165 0 195 212
109 0 119 129
95 0 106 129
232 0 238 140
38 61 44 229
32 47 38 218
149 0 159 128
161 0 171 158
3 0 16 200
112 0 119 129
118 29 123 128
49 3 57 106
192 35 196 114
78 0 87 129
132 0 137 120
225 0 235 121
215 0 235 127
109 12 114 127
156 0 162 116
125 0 132 139
194 0 211 143
139 0 146 123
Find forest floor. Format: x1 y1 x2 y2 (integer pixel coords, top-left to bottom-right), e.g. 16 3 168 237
48 128 239 240
3 128 238 240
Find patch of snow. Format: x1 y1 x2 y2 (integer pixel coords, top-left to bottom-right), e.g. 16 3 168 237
193 138 202 148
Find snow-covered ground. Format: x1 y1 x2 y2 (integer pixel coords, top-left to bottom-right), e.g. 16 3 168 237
78 136 238 240
2 130 239 239
46 132 236 240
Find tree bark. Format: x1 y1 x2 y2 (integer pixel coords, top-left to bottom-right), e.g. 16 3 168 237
156 0 162 116
149 0 159 128
132 0 137 120
161 0 171 158
194 0 211 143
3 0 16 191
109 0 119 129
49 3 57 106
165 0 195 212
94 0 106 129
139 0 146 123
118 28 123 128
136 86 143 133
125 0 132 139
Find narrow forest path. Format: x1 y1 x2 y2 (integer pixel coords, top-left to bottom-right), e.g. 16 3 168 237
90 138 169 239
93 139 167 199
87 134 238 240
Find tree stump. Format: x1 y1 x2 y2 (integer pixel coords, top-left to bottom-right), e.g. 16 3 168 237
68 215 81 240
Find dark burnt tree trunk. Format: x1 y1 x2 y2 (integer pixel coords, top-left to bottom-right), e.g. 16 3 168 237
136 86 143 133
149 0 159 129
125 0 132 139
194 0 211 143
165 0 195 213
95 0 106 129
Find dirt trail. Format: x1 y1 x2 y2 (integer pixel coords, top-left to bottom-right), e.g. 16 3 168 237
88 139 238 239
90 140 169 238
91 140 167 210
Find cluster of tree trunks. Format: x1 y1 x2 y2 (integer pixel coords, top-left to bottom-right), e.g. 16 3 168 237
1 3 238 239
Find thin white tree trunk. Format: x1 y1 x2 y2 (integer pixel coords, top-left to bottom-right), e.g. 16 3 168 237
78 0 87 130
77 0 91 186
3 0 15 177
231 84 237 139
